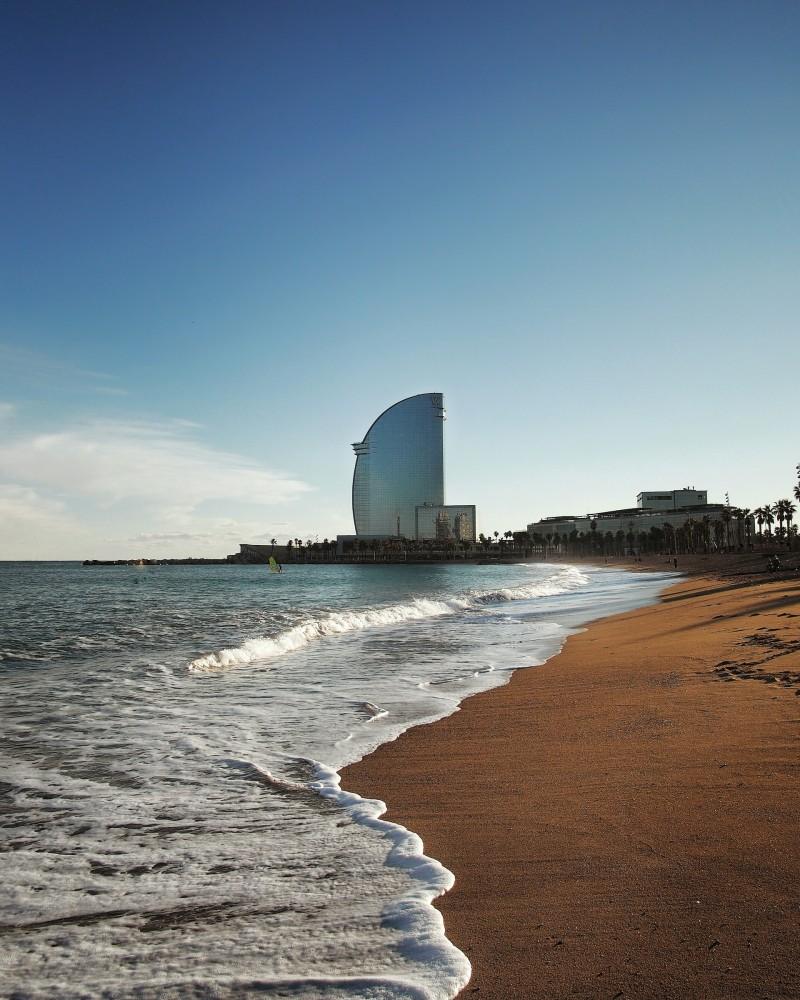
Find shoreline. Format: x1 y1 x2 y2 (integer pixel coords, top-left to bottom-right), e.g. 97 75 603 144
342 568 800 998
75 547 800 571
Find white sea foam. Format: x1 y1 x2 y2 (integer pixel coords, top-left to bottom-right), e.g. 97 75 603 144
1 560 676 1000
310 762 472 1000
189 598 469 672
474 564 589 603
363 702 389 721
188 565 589 673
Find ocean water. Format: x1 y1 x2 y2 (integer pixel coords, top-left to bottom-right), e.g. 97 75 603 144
0 560 674 999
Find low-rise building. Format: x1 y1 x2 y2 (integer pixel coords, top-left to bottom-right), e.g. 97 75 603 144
415 503 477 542
527 489 753 551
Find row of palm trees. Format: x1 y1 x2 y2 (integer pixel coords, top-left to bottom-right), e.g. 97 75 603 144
742 466 800 551
751 499 797 547
281 537 338 560
536 494 798 559
264 530 536 562
517 467 800 558
535 517 731 558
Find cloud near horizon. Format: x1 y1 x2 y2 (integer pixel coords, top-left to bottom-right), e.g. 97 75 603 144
0 418 313 507
0 418 315 558
0 484 86 553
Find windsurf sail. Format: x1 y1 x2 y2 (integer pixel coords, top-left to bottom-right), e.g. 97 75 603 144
269 556 281 573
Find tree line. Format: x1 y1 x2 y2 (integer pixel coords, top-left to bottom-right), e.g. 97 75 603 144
534 467 799 557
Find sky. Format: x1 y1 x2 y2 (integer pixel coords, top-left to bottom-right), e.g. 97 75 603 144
1 0 798 559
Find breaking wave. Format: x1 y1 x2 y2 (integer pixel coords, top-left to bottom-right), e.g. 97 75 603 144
189 564 588 673
189 598 470 671
472 564 588 604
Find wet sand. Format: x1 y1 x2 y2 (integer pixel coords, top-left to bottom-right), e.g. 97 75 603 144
343 572 800 998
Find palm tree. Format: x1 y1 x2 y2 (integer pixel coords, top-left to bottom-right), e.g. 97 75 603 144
739 508 752 549
701 515 711 553
732 507 747 549
719 505 733 551
777 499 796 550
786 501 796 550
775 502 786 545
684 517 698 553
270 537 277 555
754 507 766 544
731 507 750 549
763 504 775 539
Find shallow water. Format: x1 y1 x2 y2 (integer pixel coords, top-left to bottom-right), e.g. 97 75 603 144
0 560 674 998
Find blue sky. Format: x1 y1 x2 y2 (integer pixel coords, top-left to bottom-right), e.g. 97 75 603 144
1 1 798 558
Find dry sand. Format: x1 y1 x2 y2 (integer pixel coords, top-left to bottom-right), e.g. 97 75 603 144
343 569 800 998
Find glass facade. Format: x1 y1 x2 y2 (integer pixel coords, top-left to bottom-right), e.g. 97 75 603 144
352 393 446 537
415 504 476 542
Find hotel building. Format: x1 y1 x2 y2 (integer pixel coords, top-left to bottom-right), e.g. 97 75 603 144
349 392 476 541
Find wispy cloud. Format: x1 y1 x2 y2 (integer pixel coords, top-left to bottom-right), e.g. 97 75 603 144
94 386 130 397
126 530 223 543
0 402 15 419
0 342 124 391
0 483 76 539
121 523 271 545
0 485 84 557
0 484 66 519
0 418 313 509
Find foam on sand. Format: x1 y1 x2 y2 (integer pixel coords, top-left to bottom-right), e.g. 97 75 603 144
310 760 472 1000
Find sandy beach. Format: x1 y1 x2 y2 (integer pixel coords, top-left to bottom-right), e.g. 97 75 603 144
343 563 800 998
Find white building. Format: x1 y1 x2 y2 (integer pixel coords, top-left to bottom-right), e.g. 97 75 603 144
637 488 707 510
527 488 753 550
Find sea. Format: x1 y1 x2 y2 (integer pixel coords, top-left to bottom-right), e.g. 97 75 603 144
0 559 674 1000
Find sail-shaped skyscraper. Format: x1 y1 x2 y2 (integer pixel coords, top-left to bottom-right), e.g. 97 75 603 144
350 392 476 542
351 392 446 538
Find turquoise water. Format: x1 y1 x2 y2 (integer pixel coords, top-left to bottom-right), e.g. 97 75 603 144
0 560 674 999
